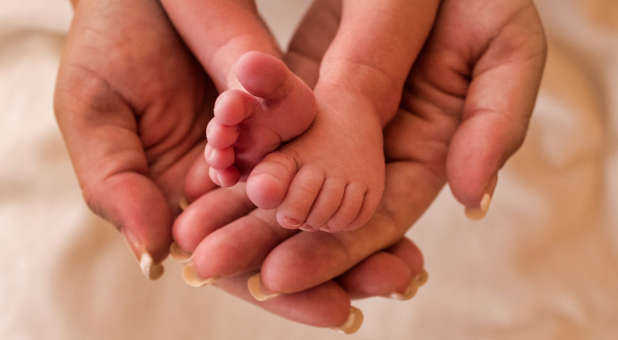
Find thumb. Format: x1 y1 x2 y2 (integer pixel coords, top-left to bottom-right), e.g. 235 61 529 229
446 23 547 220
55 64 172 280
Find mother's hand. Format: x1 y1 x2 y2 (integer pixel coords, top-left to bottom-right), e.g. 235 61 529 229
175 0 546 330
54 0 214 278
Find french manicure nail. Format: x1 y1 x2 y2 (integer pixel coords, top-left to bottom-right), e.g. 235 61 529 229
413 269 429 287
169 242 192 262
247 273 279 301
140 252 164 280
178 197 189 211
465 174 497 220
390 270 428 300
390 282 418 300
333 306 364 334
464 193 492 220
182 262 216 287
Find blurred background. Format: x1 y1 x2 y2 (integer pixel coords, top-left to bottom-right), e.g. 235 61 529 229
1 0 617 339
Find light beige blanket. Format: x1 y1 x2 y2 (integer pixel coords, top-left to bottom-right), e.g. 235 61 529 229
1 0 617 339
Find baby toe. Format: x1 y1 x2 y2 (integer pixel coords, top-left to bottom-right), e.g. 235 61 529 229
209 166 240 187
206 120 239 149
275 165 325 229
305 177 346 230
325 182 367 232
205 144 235 170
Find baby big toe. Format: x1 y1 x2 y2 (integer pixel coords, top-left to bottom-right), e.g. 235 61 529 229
325 182 368 232
246 152 298 210
275 165 325 229
235 51 289 100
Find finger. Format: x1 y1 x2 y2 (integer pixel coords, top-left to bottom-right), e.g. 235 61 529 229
445 4 547 215
173 184 254 253
214 273 362 332
339 238 427 300
161 0 281 90
182 208 295 281
54 61 171 279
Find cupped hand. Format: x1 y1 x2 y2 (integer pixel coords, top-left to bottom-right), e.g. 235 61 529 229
54 0 214 277
175 0 546 329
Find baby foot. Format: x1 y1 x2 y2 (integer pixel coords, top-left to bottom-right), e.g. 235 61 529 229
205 51 316 186
206 52 385 233
246 86 385 232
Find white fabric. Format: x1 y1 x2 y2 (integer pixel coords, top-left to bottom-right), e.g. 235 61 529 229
1 0 617 339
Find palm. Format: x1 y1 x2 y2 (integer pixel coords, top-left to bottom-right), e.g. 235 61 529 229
55 0 216 258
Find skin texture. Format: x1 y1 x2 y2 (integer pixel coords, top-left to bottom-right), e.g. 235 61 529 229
53 0 429 329
54 0 546 330
178 0 546 301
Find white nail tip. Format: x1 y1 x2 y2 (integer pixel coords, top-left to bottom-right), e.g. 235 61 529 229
465 193 492 220
140 252 164 280
334 306 364 334
182 263 215 288
390 283 418 301
178 197 189 211
247 273 279 302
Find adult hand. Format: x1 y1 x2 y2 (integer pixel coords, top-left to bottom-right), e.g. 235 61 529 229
175 0 546 329
54 0 213 278
53 0 426 332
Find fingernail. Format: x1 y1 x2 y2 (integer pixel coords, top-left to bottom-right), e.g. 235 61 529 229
465 174 498 220
247 273 279 301
178 197 189 211
390 282 418 300
169 242 192 262
413 269 429 287
464 193 492 220
182 262 216 287
390 270 428 300
299 224 316 232
140 252 164 280
333 306 364 334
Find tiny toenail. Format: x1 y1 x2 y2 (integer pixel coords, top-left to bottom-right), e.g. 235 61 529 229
282 216 302 228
